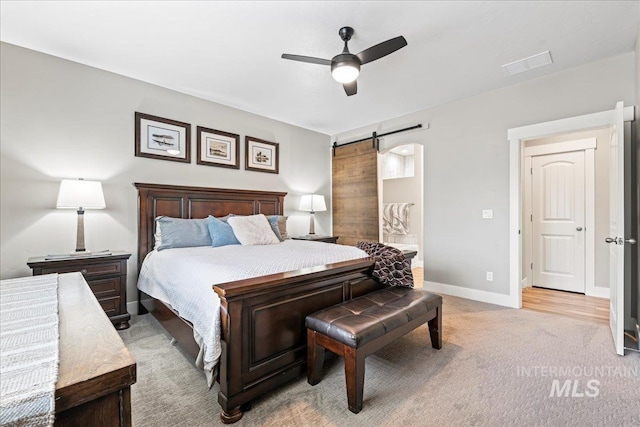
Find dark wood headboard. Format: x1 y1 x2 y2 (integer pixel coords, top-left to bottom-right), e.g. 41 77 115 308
134 183 287 271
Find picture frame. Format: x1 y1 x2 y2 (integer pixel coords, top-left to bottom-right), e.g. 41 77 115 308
196 126 240 169
245 136 279 174
135 112 191 163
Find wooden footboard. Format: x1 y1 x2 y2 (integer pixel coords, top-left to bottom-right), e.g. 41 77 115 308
134 183 383 423
213 258 381 422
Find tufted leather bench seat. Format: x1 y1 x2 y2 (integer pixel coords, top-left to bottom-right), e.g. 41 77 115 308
305 287 442 414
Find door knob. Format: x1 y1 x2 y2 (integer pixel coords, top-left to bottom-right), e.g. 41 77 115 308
576 227 583 231
626 238 637 245
605 237 616 244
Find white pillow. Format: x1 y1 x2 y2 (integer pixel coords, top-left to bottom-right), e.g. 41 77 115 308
227 214 280 245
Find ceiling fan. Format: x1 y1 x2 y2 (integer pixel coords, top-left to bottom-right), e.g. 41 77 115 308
281 27 407 96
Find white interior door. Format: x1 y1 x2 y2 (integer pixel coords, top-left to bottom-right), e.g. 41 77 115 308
532 151 585 293
608 101 625 356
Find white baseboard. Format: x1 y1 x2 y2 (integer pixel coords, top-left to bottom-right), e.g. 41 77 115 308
586 287 610 299
423 280 515 308
521 277 531 289
127 301 138 316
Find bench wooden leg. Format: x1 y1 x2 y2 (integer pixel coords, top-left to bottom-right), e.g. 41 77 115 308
307 329 325 386
344 345 365 414
428 306 442 349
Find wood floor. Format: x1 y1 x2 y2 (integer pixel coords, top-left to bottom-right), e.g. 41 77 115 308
412 267 423 288
522 286 609 324
412 270 607 325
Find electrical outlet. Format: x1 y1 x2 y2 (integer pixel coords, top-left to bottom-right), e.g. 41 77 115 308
486 271 493 281
482 210 493 219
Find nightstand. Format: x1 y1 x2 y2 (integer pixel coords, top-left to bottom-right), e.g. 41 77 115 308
292 235 339 244
27 251 132 330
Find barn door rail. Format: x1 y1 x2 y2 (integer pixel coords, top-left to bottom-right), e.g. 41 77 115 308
332 124 422 156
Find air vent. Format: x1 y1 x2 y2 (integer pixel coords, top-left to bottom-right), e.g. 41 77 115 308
502 51 553 75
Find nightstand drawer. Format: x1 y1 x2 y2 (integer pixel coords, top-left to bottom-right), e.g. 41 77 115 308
28 251 131 330
39 261 122 278
98 296 122 316
87 277 121 298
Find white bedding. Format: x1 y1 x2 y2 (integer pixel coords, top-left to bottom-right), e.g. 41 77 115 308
137 240 368 384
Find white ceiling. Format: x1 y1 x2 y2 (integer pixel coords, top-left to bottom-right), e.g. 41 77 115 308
1 1 638 136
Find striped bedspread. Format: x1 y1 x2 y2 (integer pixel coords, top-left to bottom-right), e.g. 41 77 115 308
0 274 59 427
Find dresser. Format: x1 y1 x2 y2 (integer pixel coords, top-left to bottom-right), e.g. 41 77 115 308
55 272 136 426
28 251 131 329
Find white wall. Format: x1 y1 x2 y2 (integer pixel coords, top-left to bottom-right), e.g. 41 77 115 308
0 43 332 304
636 16 640 104
333 53 635 299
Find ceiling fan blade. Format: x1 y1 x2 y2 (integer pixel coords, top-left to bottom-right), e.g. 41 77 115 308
343 80 357 96
281 54 331 66
356 36 407 65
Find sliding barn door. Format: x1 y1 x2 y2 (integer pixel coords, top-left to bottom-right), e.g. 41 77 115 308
332 140 380 246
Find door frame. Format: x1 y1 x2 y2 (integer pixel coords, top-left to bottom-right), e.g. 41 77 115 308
507 106 635 308
523 138 599 296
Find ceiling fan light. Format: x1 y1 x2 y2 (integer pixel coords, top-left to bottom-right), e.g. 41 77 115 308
331 57 360 84
332 65 359 83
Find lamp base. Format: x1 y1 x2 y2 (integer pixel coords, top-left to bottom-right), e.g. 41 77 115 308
76 209 86 252
308 212 316 235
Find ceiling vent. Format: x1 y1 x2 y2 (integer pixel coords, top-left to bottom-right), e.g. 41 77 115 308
502 50 553 75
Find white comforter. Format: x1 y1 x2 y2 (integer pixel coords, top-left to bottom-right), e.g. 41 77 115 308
137 240 368 383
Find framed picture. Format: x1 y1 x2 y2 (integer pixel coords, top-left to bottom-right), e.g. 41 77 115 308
196 126 240 169
245 136 279 174
135 112 190 163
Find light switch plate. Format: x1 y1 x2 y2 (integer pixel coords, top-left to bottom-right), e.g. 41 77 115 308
482 210 493 219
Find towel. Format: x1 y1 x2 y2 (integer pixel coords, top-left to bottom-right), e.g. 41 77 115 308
356 241 414 288
383 203 411 235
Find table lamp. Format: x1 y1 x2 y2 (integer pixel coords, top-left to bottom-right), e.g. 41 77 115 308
56 178 106 253
299 194 326 235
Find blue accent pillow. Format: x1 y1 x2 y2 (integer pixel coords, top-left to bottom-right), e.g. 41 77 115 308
154 217 212 251
267 216 284 241
207 215 240 247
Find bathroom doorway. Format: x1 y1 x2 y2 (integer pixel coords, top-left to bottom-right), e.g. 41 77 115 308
380 143 424 268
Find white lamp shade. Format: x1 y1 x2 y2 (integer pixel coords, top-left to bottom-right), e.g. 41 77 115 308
56 179 106 209
299 194 326 212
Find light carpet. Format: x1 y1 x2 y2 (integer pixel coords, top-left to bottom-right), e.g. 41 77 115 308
118 295 640 426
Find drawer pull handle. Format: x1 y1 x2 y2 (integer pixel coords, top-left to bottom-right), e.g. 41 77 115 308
81 269 88 275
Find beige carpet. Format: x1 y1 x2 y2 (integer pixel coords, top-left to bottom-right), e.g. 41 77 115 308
118 295 640 427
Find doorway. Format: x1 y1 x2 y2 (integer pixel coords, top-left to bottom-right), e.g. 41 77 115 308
508 104 634 308
509 102 635 355
531 150 586 293
522 132 609 297
380 143 424 268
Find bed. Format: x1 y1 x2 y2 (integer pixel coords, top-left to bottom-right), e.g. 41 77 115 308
134 183 383 423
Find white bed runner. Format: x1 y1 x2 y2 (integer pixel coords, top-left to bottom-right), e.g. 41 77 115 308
0 274 59 427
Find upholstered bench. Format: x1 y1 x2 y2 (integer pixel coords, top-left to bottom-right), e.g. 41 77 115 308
305 287 442 414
